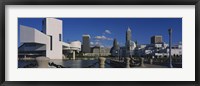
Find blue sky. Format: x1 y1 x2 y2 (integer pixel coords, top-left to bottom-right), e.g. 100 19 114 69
18 18 182 47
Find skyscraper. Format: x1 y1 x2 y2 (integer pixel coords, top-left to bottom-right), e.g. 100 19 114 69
82 34 91 53
126 27 132 51
151 35 163 44
110 38 119 57
126 27 132 42
113 38 119 50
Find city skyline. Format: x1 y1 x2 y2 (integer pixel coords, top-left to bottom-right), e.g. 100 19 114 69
18 18 182 47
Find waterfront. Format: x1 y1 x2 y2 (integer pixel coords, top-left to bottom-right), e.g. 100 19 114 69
18 59 112 68
18 57 182 68
18 18 182 68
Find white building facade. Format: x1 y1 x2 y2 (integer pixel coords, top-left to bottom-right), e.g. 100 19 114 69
135 43 182 58
19 18 81 60
43 18 63 59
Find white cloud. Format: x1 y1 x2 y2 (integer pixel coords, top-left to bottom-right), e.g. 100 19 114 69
100 45 104 47
95 35 113 40
95 41 101 46
90 42 94 45
95 42 99 45
105 30 111 34
94 41 104 47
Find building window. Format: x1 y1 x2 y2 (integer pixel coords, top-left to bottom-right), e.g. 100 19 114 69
59 34 61 41
50 36 52 50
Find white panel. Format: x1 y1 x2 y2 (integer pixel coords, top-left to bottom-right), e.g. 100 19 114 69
20 25 35 43
34 28 50 44
20 25 49 44
45 18 63 59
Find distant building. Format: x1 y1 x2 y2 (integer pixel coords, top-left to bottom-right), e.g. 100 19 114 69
151 35 163 44
119 47 126 57
135 42 182 58
126 27 132 51
125 27 136 57
111 27 136 57
83 46 111 56
110 38 120 57
68 41 81 51
113 38 119 50
82 35 91 53
126 27 132 42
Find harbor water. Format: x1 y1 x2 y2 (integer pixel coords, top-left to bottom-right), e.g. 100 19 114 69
18 59 113 68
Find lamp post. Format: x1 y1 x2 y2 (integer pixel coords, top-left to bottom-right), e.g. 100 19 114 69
168 28 173 68
130 45 132 58
118 49 120 60
99 46 101 57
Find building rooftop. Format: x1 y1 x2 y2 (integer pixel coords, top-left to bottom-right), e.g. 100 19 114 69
82 34 91 38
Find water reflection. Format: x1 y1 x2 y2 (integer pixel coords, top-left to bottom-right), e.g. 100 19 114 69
18 59 112 68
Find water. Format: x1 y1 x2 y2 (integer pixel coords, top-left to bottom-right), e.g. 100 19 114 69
18 58 182 68
18 60 38 68
18 59 112 68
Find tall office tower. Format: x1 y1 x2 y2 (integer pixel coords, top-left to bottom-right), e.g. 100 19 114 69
82 34 91 53
151 35 163 44
110 38 120 56
126 27 132 42
126 27 132 51
113 38 119 50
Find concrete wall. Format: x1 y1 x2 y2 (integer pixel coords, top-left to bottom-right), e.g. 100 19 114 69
44 18 63 59
20 25 35 43
20 25 50 47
